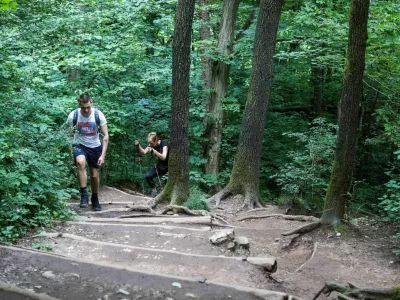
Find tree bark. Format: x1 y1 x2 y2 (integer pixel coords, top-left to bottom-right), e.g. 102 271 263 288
203 0 240 193
210 0 285 209
156 0 195 206
199 0 211 90
321 0 370 225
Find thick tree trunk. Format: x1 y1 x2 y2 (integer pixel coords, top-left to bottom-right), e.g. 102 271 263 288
321 0 370 225
199 0 211 90
203 0 240 193
156 0 195 206
210 0 284 209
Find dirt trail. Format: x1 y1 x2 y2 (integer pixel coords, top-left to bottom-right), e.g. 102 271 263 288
2 186 399 299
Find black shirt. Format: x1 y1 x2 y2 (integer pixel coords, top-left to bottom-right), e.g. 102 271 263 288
153 140 169 168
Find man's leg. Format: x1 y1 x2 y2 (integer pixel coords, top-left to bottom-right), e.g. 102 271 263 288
76 155 89 208
90 167 99 194
89 168 101 211
145 167 158 197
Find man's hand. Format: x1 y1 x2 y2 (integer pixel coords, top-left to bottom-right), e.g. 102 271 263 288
98 155 105 166
134 140 139 146
147 146 153 153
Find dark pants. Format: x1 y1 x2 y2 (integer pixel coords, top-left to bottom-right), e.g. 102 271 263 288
73 144 102 168
146 165 168 188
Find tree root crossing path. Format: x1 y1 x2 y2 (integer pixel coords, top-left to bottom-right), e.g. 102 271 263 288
1 187 399 300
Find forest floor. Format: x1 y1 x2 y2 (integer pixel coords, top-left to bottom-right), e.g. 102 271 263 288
1 186 399 299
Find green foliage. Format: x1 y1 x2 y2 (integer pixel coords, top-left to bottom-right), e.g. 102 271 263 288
379 178 400 223
0 0 399 242
0 93 76 242
0 0 17 11
31 241 53 252
186 186 209 211
271 118 337 210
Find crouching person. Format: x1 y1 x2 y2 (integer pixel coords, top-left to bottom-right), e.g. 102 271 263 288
134 132 168 197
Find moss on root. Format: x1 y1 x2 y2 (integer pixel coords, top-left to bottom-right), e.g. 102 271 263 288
392 286 400 300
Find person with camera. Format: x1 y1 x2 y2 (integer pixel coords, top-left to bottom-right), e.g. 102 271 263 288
134 132 169 197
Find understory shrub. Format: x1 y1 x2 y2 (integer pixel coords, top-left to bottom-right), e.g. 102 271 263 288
271 118 337 211
0 95 76 242
186 186 209 211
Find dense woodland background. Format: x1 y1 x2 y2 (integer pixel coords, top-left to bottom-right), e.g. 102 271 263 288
0 0 399 249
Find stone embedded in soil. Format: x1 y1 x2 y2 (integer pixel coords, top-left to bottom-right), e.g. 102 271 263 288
66 272 80 279
209 229 235 244
199 277 207 283
117 288 130 295
235 236 249 249
42 270 56 280
227 242 236 250
247 257 276 270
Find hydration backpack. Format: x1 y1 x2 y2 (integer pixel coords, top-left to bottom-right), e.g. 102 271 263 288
72 108 101 130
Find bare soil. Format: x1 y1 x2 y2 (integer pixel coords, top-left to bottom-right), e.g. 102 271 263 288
3 186 400 299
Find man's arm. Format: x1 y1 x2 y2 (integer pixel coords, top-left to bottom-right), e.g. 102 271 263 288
98 124 109 166
66 114 75 164
134 140 151 155
152 146 168 161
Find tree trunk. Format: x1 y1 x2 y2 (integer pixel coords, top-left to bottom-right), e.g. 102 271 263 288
156 0 195 206
321 0 370 225
199 0 212 190
210 0 284 209
204 0 240 193
199 0 211 90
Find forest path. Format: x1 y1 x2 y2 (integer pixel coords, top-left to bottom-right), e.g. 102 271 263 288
2 186 399 299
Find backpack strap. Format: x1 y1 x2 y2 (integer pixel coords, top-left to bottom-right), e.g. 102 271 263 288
73 108 101 130
72 108 79 127
94 108 101 129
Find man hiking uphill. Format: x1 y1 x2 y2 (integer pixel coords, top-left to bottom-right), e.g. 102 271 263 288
135 132 168 197
67 93 109 211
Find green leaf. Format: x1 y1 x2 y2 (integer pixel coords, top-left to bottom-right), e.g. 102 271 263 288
20 176 29 184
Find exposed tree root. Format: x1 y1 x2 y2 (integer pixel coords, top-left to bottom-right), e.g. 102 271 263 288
245 207 275 214
103 185 138 196
118 186 145 196
282 221 322 236
237 214 319 222
0 281 59 300
160 205 233 227
81 215 213 225
209 186 261 210
210 213 231 226
119 213 160 218
294 242 318 273
313 281 400 300
337 294 354 300
83 208 131 215
126 204 156 214
209 189 231 207
66 221 211 231
160 205 207 216
32 232 253 260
